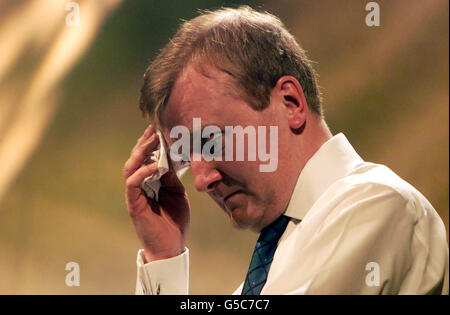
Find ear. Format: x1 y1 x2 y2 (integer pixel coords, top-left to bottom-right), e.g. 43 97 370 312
274 76 308 131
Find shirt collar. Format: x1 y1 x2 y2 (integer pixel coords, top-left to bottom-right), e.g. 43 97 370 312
284 133 364 221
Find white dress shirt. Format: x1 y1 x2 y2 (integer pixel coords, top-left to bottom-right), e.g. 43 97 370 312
135 133 449 294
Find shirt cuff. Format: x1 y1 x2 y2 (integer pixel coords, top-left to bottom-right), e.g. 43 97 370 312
135 248 189 295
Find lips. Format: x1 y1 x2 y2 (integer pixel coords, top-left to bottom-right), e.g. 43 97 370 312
223 190 244 203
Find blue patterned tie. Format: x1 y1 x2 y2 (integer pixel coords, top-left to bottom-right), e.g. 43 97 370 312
242 215 291 295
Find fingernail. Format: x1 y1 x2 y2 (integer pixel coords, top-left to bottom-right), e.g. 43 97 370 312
144 125 153 137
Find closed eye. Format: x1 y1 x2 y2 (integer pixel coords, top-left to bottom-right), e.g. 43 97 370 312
202 132 223 157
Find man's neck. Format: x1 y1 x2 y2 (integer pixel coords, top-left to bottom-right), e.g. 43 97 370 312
298 117 333 172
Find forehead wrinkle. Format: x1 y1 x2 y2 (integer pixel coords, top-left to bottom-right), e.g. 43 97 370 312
163 80 194 128
177 63 236 101
163 63 245 137
170 71 218 115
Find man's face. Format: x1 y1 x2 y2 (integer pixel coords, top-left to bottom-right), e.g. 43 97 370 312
160 65 292 232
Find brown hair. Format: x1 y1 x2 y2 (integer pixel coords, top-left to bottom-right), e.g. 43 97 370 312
140 6 323 126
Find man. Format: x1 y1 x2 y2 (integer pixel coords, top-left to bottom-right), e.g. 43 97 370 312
123 6 449 294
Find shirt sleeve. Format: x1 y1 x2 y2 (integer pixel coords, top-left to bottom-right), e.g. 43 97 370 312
135 248 189 295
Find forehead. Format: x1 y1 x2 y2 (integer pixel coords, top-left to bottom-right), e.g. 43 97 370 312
161 64 243 130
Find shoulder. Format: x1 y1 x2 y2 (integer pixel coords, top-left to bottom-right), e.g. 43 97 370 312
321 162 433 223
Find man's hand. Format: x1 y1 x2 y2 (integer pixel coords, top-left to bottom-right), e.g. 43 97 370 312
123 124 190 263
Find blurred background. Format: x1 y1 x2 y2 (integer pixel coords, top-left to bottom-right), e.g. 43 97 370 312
0 0 448 294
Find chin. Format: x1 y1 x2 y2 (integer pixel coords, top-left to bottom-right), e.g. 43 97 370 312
229 205 264 231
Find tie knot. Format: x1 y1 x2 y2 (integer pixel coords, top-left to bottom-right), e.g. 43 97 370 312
257 215 290 244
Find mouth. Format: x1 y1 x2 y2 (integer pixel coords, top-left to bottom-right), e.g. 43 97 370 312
223 190 246 209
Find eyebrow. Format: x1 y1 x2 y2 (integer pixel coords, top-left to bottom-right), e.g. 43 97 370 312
188 125 225 137
186 126 225 153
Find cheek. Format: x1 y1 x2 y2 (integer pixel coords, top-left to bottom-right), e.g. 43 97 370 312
220 160 260 184
248 172 277 207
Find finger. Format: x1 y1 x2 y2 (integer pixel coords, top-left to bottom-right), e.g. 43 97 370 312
123 134 159 179
132 124 156 152
131 132 160 160
124 133 159 179
125 162 159 202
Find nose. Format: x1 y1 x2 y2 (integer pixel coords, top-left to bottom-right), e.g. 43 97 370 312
190 159 222 193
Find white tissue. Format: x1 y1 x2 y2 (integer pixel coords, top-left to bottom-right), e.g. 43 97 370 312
140 130 189 201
